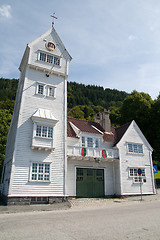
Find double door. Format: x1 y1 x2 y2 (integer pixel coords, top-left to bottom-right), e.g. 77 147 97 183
76 168 104 198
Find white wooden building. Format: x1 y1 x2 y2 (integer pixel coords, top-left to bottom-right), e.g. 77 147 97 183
1 25 155 204
1 25 72 205
67 112 155 197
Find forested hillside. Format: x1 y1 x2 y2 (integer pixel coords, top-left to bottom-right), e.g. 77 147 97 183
67 81 128 121
67 81 128 108
0 78 160 182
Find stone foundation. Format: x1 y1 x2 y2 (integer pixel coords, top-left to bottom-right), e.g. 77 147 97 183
0 194 69 206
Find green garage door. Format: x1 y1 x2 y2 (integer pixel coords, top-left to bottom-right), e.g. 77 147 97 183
76 168 104 198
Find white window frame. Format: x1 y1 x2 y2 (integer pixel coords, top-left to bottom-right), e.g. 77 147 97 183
36 82 45 96
129 167 146 183
127 143 143 154
36 124 53 139
95 139 99 148
81 137 100 148
39 52 47 62
54 56 60 66
30 162 51 182
47 85 56 98
38 51 61 66
87 137 93 147
36 82 56 98
82 136 85 147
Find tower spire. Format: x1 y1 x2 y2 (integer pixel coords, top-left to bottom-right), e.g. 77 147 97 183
51 13 57 27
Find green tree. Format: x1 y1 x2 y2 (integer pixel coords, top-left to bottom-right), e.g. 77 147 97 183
0 100 15 114
109 106 121 127
68 106 85 119
0 109 12 181
120 90 153 135
0 78 18 100
149 98 160 169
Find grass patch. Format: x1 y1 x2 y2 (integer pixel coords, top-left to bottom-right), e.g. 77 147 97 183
154 171 160 179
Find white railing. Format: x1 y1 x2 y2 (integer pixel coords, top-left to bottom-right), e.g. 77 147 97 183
67 146 119 159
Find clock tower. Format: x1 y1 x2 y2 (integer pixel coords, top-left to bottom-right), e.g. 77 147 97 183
1 25 72 205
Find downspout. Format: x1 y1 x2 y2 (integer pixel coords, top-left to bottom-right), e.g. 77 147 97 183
112 160 116 195
64 57 70 197
149 150 156 194
117 147 123 195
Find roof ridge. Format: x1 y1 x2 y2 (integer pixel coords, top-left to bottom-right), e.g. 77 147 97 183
116 121 131 130
67 117 95 123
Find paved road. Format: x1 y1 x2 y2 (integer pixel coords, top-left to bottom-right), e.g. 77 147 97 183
0 200 160 240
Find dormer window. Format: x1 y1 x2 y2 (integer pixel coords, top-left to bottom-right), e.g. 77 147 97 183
39 51 60 66
87 138 93 147
36 125 53 139
95 139 99 148
81 137 100 148
82 136 85 147
31 108 58 151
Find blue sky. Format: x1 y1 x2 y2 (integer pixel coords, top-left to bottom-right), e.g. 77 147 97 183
0 0 160 99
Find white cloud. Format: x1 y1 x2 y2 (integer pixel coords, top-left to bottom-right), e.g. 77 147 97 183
128 35 138 41
0 5 12 19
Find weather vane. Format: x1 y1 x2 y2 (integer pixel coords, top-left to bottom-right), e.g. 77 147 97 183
51 13 57 27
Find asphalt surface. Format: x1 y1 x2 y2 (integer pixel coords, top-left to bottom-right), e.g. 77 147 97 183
0 189 159 214
0 193 160 240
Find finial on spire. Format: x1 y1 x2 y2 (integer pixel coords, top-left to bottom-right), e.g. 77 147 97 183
51 13 57 27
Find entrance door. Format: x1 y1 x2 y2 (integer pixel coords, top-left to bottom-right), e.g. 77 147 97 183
76 168 104 198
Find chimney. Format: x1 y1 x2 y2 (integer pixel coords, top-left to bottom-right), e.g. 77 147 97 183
94 109 111 132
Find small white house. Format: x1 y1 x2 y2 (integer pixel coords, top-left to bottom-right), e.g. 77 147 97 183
1 25 155 205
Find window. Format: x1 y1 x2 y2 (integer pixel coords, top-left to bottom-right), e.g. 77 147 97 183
31 197 48 203
31 163 50 182
77 168 83 181
37 84 44 95
96 169 103 181
127 143 143 154
39 52 60 66
40 52 46 62
47 86 55 98
82 136 85 147
48 127 53 138
87 138 93 147
36 125 41 137
129 168 146 183
31 108 58 151
87 169 93 176
36 125 53 139
82 137 99 148
36 82 56 98
54 56 60 66
134 177 143 183
95 139 99 148
47 55 53 64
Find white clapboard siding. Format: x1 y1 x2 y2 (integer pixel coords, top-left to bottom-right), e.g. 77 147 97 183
117 121 155 195
2 26 71 198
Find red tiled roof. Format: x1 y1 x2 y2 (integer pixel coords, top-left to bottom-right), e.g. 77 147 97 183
67 117 131 144
67 117 105 137
67 120 78 138
103 126 115 142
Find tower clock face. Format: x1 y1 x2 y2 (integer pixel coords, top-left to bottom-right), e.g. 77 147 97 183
46 41 56 51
